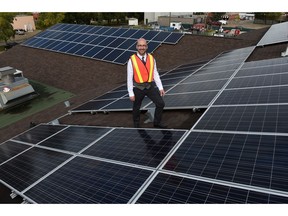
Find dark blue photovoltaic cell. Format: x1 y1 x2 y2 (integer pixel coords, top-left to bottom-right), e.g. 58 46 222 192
163 132 288 192
114 50 134 64
163 33 183 44
66 44 84 54
38 126 111 153
130 29 148 39
227 73 288 89
81 35 99 44
181 71 234 83
103 49 125 62
111 28 129 37
118 39 137 49
24 157 152 203
83 46 104 58
0 141 30 164
82 128 186 167
194 105 288 133
120 29 138 38
146 91 218 109
214 86 288 105
102 27 117 36
45 41 62 50
108 37 126 48
146 41 161 53
58 42 77 52
102 96 151 110
153 31 171 42
73 34 90 43
143 30 159 40
168 79 228 93
72 99 115 112
242 57 288 69
161 71 192 80
86 26 103 34
96 91 127 100
13 124 66 144
95 27 111 35
0 147 71 191
98 37 117 46
74 44 94 56
92 47 113 59
89 35 106 45
50 41 69 51
236 64 288 77
136 173 288 203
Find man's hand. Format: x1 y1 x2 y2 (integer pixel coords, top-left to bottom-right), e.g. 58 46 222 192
159 89 165 97
129 96 135 102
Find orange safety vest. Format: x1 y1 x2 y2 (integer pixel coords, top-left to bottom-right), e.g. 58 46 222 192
131 54 154 83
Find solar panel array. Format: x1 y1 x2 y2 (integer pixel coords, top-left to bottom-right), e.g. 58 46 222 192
2 55 288 203
70 46 255 113
2 122 288 203
257 21 288 46
21 23 184 65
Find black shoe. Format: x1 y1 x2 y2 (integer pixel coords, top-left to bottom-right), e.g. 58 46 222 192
154 123 167 129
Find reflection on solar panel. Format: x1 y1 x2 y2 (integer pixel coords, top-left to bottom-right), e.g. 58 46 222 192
22 23 184 65
257 21 288 46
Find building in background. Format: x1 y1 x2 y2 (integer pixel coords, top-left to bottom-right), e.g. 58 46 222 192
12 15 36 32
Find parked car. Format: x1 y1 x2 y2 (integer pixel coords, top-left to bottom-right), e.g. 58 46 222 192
218 20 228 25
15 29 25 35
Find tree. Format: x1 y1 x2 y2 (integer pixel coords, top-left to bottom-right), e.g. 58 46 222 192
255 12 282 24
62 13 98 25
0 13 16 44
36 12 65 29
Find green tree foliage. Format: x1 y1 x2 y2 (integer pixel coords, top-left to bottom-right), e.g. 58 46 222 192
62 13 98 25
36 12 65 29
255 12 282 21
0 13 17 44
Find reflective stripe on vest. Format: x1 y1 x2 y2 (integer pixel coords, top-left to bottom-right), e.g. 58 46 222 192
131 54 154 83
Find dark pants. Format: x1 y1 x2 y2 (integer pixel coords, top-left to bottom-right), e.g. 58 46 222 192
133 84 165 126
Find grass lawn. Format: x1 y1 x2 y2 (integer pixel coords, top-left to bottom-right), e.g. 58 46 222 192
0 80 75 129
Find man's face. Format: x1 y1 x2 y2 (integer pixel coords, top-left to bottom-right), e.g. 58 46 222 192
136 39 148 56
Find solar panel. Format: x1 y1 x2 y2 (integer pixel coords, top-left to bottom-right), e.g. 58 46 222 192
0 123 190 203
162 131 288 194
227 73 288 89
13 124 67 144
82 128 187 167
22 24 184 65
38 126 111 153
257 21 288 46
0 141 30 164
136 173 288 204
195 104 288 133
0 147 71 191
23 157 153 203
214 86 288 105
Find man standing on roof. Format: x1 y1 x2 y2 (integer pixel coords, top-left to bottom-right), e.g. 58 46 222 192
127 38 166 128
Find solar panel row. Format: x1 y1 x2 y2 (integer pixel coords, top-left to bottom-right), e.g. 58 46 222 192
70 46 255 113
2 123 288 203
22 23 184 65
